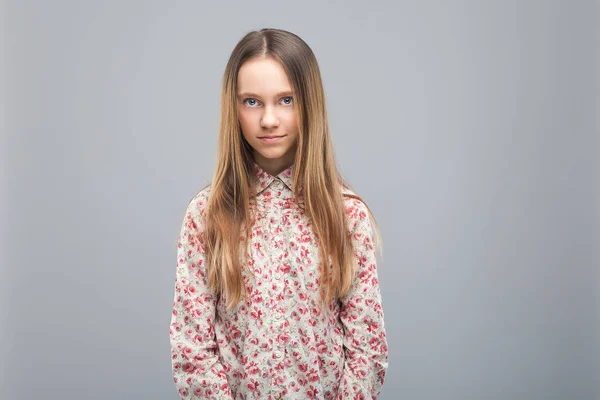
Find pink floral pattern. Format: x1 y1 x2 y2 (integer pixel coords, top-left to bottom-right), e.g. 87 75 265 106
170 163 388 399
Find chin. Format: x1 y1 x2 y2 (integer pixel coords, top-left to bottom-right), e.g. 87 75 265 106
255 149 289 159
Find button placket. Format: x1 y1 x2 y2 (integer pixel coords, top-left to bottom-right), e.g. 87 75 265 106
270 180 288 385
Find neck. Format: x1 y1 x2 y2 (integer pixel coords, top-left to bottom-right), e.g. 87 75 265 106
253 151 295 176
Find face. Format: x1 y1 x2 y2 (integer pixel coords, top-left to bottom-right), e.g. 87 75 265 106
237 57 299 176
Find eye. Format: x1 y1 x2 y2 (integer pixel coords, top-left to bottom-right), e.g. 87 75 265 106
243 98 260 107
280 96 293 106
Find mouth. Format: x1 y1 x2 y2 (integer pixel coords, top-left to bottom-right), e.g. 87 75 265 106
258 135 286 143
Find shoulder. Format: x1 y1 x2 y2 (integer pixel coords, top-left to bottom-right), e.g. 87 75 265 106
341 184 367 212
187 185 212 215
341 184 371 231
181 185 212 232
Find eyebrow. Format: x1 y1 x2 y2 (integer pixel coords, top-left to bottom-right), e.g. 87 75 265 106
237 91 293 99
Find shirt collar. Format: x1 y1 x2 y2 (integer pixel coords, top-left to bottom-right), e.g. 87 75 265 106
250 161 295 197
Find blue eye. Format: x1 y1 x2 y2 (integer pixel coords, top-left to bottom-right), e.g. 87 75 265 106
280 96 293 105
244 98 260 107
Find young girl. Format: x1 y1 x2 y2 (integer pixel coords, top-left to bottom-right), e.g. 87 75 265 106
170 28 388 400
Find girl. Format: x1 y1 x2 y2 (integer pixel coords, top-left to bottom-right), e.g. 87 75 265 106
170 28 388 400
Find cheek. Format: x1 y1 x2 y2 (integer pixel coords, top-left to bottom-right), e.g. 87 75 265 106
283 110 299 133
238 111 256 136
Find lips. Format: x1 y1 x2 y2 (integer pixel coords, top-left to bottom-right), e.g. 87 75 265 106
258 135 287 143
258 135 286 139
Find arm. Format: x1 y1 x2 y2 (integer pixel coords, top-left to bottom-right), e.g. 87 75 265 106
337 200 389 400
170 196 233 399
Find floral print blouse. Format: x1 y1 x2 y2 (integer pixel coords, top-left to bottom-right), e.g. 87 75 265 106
170 163 388 399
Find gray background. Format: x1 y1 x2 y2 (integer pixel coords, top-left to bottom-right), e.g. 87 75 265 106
2 1 598 399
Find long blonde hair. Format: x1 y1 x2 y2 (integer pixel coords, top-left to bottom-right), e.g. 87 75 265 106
204 28 381 310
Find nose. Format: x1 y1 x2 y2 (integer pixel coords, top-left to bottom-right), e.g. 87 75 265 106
260 105 280 129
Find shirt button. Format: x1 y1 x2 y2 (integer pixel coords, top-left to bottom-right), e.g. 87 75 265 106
274 274 281 280
274 393 281 399
274 351 282 359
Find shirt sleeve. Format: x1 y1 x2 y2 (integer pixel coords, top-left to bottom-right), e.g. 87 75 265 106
169 197 233 400
337 200 389 400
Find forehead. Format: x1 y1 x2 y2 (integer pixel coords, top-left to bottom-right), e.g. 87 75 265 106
237 57 292 95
